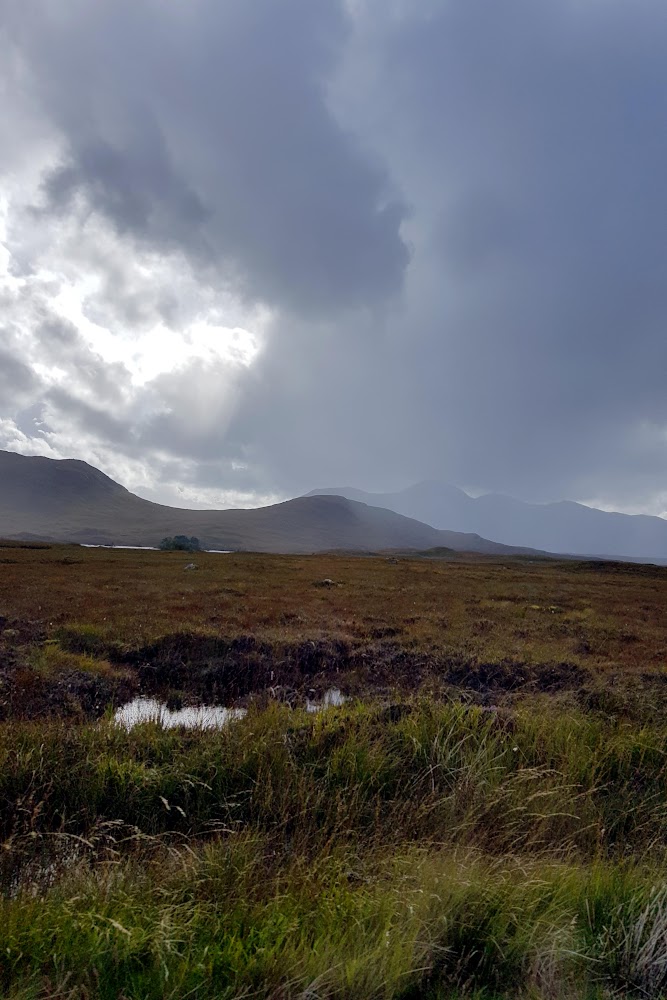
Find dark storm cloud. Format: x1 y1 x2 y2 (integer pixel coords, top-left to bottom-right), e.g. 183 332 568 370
177 0 667 507
314 0 667 504
3 0 667 513
4 0 408 315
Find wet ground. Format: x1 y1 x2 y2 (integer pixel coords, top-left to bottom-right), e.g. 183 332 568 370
0 613 602 723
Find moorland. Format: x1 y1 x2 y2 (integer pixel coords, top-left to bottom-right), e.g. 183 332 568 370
2 542 667 998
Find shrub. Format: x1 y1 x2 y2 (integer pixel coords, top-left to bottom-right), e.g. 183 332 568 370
159 535 201 552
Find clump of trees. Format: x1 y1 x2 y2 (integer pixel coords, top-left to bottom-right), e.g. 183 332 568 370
159 535 201 552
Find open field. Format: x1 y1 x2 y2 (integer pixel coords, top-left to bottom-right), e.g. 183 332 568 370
2 544 667 997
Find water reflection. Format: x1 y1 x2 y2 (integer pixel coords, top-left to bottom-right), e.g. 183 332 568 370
114 689 346 730
306 689 346 713
114 698 247 730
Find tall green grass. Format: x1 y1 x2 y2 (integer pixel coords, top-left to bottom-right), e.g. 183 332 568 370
2 701 667 857
3 840 666 998
3 700 667 997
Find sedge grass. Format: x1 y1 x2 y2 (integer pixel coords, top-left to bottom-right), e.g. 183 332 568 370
2 701 667 996
2 837 665 999
2 700 667 860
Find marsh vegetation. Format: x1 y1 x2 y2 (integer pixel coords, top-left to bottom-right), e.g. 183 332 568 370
1 545 667 997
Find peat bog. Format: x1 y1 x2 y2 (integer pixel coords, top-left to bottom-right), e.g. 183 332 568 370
2 545 667 997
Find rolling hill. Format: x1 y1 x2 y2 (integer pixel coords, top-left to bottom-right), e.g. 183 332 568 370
307 481 667 561
0 451 539 556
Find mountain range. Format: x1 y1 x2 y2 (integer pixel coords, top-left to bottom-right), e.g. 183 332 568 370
0 450 538 556
307 482 667 561
5 450 665 560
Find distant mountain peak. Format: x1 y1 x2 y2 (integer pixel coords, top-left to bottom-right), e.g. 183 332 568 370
308 480 667 560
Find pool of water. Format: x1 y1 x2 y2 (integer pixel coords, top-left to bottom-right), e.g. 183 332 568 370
81 544 233 553
306 688 346 712
114 698 247 729
114 689 347 729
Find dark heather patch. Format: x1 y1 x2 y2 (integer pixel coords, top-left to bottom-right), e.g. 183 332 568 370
1 625 592 718
120 634 590 701
443 658 588 694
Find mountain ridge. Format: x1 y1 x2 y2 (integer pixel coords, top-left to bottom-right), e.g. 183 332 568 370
307 483 667 560
0 450 542 557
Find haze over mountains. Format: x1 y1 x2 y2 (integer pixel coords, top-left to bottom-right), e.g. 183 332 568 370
308 483 667 561
0 451 537 557
5 449 667 561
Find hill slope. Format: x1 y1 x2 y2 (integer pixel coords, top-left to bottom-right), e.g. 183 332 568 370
307 482 667 560
0 451 537 555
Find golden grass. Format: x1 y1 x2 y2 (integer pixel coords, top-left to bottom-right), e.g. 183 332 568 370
0 546 665 672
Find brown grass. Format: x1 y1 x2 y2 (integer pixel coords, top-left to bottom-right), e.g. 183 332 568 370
1 544 666 722
0 544 665 666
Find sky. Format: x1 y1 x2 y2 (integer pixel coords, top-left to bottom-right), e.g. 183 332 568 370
2 0 667 514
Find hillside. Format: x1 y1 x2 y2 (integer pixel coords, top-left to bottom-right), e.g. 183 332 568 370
0 451 538 555
308 481 667 561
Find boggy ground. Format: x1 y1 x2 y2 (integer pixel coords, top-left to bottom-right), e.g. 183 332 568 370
3 544 667 998
1 544 667 720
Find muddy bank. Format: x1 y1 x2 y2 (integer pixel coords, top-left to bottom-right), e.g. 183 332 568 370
0 661 137 721
126 633 358 700
442 657 588 693
0 616 136 721
2 622 595 721
114 634 590 703
72 631 593 711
